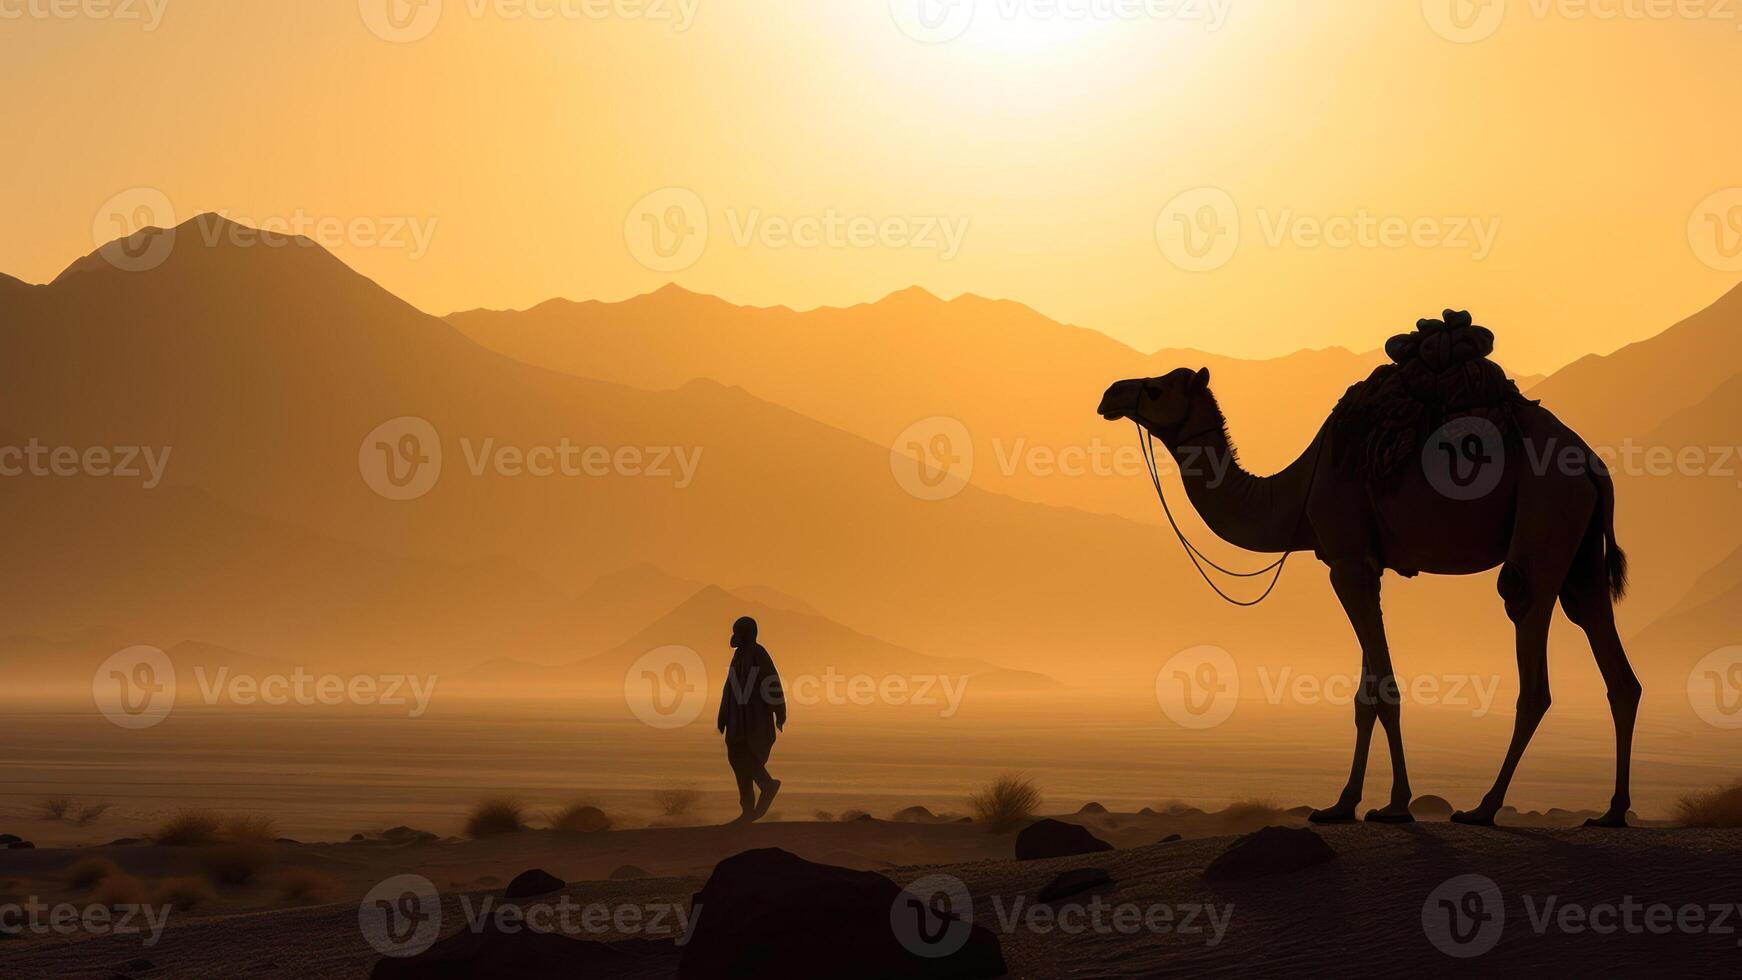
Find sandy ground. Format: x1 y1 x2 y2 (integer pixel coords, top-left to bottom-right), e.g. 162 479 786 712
4 808 1738 978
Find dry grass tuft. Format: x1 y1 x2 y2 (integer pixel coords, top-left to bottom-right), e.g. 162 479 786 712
1218 798 1285 831
38 796 75 821
272 867 344 904
153 809 223 846
74 802 112 826
653 786 703 819
966 772 1042 833
464 797 528 838
220 813 279 843
152 875 217 911
63 856 121 890
1676 779 1742 828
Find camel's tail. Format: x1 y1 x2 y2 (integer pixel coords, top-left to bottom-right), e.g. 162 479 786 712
1594 463 1628 602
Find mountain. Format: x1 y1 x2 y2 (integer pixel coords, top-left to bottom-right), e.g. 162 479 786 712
1630 544 1742 666
1527 282 1742 450
447 287 1388 525
0 216 1376 681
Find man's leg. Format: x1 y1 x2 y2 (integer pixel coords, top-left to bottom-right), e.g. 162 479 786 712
727 741 756 816
750 740 780 818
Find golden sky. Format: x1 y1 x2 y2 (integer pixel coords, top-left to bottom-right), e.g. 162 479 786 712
4 0 1740 373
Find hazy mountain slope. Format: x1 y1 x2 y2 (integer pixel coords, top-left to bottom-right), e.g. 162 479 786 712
447 287 1388 523
1527 282 1742 449
0 217 1372 680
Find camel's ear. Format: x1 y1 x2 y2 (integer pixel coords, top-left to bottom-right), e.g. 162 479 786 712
1191 367 1210 392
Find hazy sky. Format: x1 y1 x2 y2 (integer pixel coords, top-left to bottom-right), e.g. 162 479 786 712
4 0 1740 373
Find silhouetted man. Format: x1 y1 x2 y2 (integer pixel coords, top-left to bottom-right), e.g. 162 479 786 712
718 615 784 823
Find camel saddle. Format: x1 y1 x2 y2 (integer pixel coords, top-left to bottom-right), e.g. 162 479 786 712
1330 310 1536 481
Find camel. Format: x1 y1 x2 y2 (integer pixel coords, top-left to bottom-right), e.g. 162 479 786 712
1098 367 1640 827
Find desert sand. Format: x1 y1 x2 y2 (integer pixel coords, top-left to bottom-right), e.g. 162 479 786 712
5 806 1738 978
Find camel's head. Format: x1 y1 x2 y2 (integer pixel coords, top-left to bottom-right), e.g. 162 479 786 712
1098 368 1211 438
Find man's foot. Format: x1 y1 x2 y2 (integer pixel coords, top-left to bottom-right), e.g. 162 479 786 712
752 779 781 820
1364 803 1415 824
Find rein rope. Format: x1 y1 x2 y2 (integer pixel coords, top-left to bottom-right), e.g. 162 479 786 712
1136 420 1321 608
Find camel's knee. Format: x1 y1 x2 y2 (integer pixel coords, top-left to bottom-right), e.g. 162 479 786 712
1497 562 1530 623
1515 684 1551 720
1608 674 1641 715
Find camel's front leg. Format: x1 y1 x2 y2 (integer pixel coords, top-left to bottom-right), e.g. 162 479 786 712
1310 562 1413 824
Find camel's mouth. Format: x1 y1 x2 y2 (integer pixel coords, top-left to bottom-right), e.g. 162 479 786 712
1098 379 1142 422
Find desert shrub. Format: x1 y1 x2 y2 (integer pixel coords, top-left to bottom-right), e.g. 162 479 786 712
93 873 148 909
653 787 702 819
74 802 112 826
272 867 344 903
220 813 279 843
547 802 612 834
464 797 527 838
966 772 1041 833
153 809 223 846
813 810 834 822
63 856 121 890
152 875 217 911
38 796 75 821
1676 779 1742 828
201 843 275 886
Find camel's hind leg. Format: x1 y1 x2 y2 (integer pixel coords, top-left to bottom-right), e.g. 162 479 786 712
1452 479 1592 827
1560 528 1641 827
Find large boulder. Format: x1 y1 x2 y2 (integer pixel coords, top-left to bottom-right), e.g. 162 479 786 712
1014 820 1113 861
1203 826 1336 881
678 848 1004 980
1410 795 1455 820
504 869 564 899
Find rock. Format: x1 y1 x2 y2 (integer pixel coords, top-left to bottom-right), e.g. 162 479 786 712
1036 868 1112 903
1410 795 1454 820
838 809 870 822
1158 833 1182 844
7 841 34 849
381 826 439 845
350 833 367 841
1137 807 1157 817
1203 826 1336 881
505 869 565 899
679 848 1005 980
0 834 19 845
892 806 937 823
1014 820 1113 862
609 865 649 880
552 806 611 834
107 838 144 847
1077 802 1108 815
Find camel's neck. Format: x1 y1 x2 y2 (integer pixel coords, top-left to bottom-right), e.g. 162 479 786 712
1156 392 1322 555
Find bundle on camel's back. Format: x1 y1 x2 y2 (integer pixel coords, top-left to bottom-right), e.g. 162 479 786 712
1330 309 1535 480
